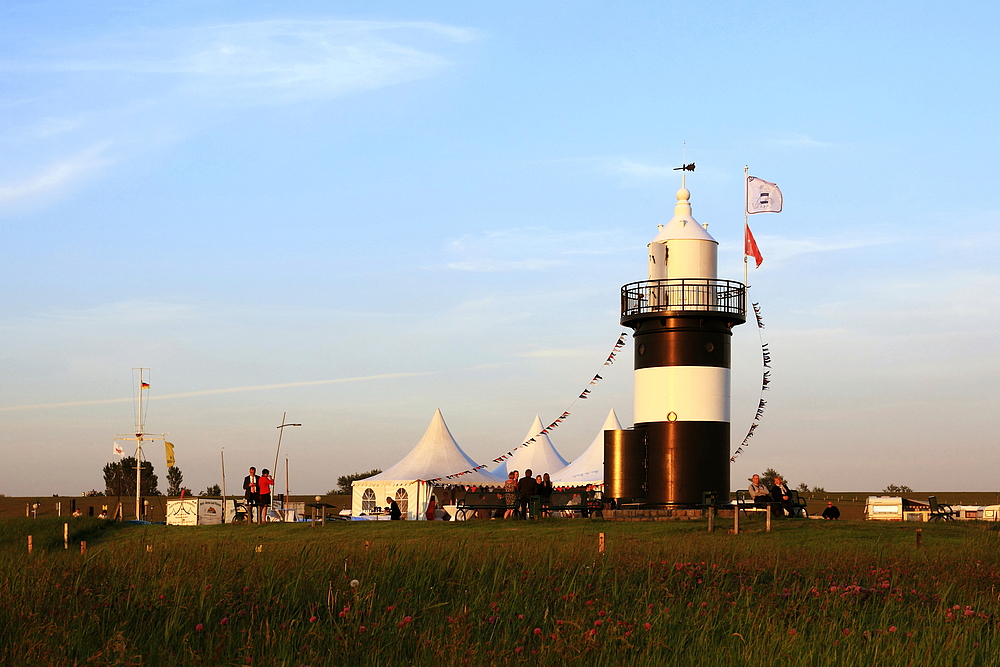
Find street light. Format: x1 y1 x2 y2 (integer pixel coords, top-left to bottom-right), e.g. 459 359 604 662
272 411 301 477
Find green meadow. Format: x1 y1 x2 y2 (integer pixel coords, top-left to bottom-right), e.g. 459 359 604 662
2 517 998 666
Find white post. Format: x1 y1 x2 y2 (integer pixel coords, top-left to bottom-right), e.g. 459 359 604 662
221 450 227 523
743 165 749 290
63 523 68 550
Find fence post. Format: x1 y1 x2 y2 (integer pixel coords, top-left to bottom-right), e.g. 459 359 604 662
707 507 714 533
598 532 605 554
64 523 69 550
916 529 922 548
80 541 87 554
27 535 32 554
733 506 740 535
766 509 772 533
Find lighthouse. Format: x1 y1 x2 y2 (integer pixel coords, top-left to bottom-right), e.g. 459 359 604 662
605 174 746 507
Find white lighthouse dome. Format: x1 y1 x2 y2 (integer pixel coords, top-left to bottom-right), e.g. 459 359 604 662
651 187 717 243
647 185 718 281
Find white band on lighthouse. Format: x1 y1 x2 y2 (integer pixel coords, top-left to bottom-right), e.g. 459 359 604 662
633 366 731 423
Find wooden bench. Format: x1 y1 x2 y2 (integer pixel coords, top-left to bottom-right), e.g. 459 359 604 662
733 489 770 517
545 491 602 518
455 491 512 520
787 490 809 518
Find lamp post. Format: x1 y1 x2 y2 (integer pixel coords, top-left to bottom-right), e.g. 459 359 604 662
274 413 301 517
273 412 302 476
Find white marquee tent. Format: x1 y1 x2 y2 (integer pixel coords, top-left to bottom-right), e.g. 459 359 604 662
493 415 569 480
549 408 622 486
351 408 504 520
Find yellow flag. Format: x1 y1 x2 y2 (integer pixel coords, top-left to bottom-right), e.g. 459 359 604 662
165 441 175 467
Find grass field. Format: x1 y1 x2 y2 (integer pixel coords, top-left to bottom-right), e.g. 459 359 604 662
2 515 999 666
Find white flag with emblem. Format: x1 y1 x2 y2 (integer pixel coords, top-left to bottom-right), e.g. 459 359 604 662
113 441 125 457
746 176 783 214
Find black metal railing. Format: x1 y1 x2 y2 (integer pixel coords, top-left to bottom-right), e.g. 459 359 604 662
621 279 746 321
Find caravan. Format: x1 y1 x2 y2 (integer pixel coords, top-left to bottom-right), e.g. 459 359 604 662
864 496 930 522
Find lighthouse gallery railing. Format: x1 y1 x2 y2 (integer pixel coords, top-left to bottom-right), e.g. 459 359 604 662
621 279 746 320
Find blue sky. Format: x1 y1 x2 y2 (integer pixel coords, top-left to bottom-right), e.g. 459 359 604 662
2 1 998 496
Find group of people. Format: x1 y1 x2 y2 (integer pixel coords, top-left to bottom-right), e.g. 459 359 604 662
748 473 841 519
501 469 554 519
242 466 275 523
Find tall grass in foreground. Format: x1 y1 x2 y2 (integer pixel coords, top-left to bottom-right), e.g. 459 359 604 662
1 518 998 666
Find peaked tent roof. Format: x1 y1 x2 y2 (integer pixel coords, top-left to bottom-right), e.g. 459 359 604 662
549 408 622 485
367 409 503 486
493 415 569 479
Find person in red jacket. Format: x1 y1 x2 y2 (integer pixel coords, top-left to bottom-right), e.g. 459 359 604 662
257 468 275 523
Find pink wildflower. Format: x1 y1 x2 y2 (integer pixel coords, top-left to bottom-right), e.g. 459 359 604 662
220 618 229 626
534 628 542 636
195 623 204 632
309 616 317 623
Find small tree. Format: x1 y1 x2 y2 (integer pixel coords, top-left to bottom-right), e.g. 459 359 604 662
796 482 810 493
200 484 222 497
166 466 184 496
761 468 783 488
883 484 913 494
103 457 159 496
332 469 382 495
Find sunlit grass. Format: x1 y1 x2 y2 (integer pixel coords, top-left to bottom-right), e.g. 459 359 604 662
1 518 998 665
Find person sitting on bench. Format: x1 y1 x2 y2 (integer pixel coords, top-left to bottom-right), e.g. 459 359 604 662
748 474 770 508
770 476 793 517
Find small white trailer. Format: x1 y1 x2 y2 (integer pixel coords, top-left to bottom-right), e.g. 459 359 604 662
864 496 930 522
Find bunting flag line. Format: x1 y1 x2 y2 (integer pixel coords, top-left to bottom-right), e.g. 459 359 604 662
419 331 629 482
731 298 771 463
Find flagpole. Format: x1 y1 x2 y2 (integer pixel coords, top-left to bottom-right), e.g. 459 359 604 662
221 449 227 523
743 165 749 290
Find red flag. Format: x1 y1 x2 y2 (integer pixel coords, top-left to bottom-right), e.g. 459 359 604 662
744 223 763 268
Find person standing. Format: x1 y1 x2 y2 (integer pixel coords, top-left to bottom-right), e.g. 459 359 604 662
426 495 437 521
243 467 259 523
257 468 274 523
517 468 538 519
503 472 518 519
386 496 402 520
539 473 553 517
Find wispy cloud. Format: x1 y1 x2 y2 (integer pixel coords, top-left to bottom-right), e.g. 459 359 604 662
0 20 477 210
0 370 439 412
434 227 630 273
749 234 892 263
518 347 598 359
0 144 112 207
769 133 832 149
605 158 676 181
